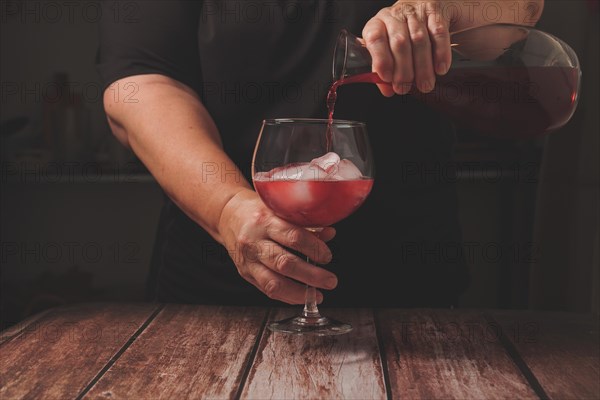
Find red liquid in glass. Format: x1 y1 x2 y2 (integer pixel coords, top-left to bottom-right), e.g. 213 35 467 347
326 66 579 138
254 179 374 227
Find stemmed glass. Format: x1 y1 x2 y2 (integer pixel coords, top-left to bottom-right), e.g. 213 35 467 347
252 118 374 336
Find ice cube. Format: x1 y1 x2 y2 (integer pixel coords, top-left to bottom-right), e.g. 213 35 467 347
300 164 330 181
290 181 313 204
310 152 340 174
270 163 309 181
253 172 271 181
333 159 363 180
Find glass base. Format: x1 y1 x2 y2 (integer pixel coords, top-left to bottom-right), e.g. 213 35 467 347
268 314 352 336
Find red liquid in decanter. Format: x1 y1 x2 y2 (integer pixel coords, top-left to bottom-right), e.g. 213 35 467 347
326 66 579 138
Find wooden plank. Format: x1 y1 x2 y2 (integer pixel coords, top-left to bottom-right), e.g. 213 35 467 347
0 308 53 345
378 309 537 399
84 305 267 399
241 308 387 400
0 302 159 399
491 310 600 399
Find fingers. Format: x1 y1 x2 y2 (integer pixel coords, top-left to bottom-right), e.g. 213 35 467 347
374 12 413 95
256 241 338 290
224 194 335 305
266 220 333 265
315 227 336 242
362 19 396 97
245 262 324 305
363 1 452 95
362 18 394 85
404 5 435 93
376 83 396 97
427 5 451 75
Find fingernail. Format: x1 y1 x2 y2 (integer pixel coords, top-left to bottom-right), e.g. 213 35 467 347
421 80 435 92
393 83 403 95
317 294 324 304
380 70 392 83
326 277 338 289
438 62 448 75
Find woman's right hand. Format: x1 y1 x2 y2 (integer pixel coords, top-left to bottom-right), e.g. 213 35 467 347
217 188 338 304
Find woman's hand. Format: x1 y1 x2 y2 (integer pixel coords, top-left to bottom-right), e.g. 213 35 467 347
363 0 452 96
218 189 338 305
363 0 544 97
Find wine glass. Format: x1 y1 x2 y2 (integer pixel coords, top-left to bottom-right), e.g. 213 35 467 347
252 118 374 336
332 24 581 137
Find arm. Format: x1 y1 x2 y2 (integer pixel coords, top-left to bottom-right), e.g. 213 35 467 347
105 74 239 242
363 0 545 96
104 74 337 304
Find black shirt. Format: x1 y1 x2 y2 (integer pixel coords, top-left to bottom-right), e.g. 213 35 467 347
97 0 469 307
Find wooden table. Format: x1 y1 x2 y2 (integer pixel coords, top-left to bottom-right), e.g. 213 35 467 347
1 304 598 399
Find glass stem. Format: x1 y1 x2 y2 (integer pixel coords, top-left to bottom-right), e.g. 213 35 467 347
302 257 321 319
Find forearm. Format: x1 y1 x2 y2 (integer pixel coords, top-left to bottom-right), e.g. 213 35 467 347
104 74 251 244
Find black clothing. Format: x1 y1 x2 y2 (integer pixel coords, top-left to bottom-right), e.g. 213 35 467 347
97 1 470 307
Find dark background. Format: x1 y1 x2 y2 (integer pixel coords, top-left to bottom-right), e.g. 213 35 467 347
1 0 598 329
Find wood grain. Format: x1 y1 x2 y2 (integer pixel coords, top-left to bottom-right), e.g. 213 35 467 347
0 309 53 345
241 308 386 400
3 304 597 400
0 302 158 399
378 309 537 399
491 310 600 399
84 304 267 399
